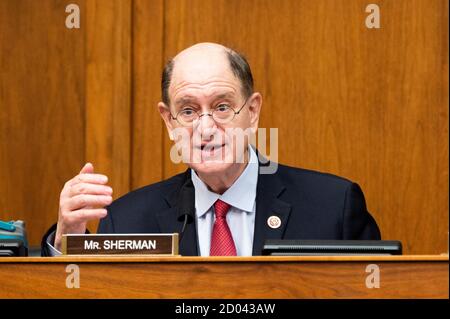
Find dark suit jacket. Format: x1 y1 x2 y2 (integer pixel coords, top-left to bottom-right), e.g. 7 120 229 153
42 161 380 256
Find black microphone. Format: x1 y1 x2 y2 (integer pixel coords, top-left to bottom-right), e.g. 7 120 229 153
177 175 195 243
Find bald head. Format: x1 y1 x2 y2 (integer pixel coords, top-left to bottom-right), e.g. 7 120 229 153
174 42 228 61
161 43 254 105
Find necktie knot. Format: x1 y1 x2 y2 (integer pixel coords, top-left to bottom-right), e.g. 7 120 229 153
214 199 230 219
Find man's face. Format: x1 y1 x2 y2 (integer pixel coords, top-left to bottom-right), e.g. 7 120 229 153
159 44 261 176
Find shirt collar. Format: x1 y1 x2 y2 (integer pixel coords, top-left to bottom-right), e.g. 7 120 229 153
191 146 259 218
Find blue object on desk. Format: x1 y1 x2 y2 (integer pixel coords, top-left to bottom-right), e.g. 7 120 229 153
0 220 16 232
0 220 28 256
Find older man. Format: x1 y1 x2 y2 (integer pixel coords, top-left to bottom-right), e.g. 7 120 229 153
42 43 380 256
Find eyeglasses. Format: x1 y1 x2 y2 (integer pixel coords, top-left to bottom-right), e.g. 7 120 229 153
170 98 249 127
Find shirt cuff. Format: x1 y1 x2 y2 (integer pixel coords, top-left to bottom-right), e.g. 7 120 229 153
46 230 62 256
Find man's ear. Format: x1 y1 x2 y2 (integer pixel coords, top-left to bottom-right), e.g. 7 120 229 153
247 92 262 134
158 102 175 140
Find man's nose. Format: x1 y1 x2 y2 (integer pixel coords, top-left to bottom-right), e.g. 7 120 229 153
196 113 217 138
198 112 216 128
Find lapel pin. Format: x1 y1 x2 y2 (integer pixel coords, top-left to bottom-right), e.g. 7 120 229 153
267 215 281 229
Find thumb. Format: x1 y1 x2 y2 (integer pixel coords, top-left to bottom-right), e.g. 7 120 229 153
79 162 94 174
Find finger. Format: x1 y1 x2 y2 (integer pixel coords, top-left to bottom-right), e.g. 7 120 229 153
70 173 109 186
67 208 108 223
79 162 94 175
70 183 113 197
65 194 113 211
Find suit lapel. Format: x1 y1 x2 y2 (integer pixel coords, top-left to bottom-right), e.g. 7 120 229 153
155 171 199 256
252 166 292 255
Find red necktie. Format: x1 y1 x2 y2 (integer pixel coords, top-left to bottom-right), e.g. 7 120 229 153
210 199 237 256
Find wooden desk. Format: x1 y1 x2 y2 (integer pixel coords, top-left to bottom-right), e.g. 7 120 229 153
0 255 448 299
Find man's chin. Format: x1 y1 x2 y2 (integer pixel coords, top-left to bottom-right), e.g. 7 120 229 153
189 161 236 176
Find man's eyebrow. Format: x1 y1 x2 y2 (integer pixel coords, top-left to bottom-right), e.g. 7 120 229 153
174 92 236 105
174 96 195 105
214 92 235 100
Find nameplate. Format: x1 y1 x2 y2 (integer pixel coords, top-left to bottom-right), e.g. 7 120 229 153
61 234 179 256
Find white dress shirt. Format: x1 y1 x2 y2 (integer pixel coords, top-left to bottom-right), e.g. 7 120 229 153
191 146 259 256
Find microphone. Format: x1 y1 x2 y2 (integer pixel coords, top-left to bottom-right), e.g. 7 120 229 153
177 175 195 243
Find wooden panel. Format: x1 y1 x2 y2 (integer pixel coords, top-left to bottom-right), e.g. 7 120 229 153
162 0 449 254
0 256 448 298
85 0 132 198
85 0 132 232
1 0 448 254
0 0 133 242
131 0 164 189
0 1 86 245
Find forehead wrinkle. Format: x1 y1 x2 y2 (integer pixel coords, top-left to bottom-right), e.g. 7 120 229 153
172 80 239 102
172 78 237 94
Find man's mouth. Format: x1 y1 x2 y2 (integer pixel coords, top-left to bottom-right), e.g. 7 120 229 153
197 143 226 157
199 143 225 150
